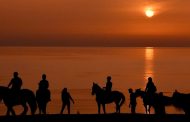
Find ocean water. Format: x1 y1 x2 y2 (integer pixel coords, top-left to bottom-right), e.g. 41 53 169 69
0 47 189 115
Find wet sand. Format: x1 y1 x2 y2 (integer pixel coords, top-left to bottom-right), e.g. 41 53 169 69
0 114 189 122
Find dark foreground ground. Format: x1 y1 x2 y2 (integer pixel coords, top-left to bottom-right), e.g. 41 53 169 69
0 114 189 122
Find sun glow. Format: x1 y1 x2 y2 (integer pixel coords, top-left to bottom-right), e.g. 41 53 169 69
145 7 154 18
145 47 154 79
145 47 154 61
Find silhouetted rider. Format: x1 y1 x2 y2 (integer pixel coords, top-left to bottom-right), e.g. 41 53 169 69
39 74 49 90
145 77 157 95
8 72 22 92
106 76 112 92
36 74 51 114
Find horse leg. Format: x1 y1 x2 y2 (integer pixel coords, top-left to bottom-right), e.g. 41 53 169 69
6 106 15 116
115 102 119 113
42 102 47 114
102 104 106 114
10 108 16 116
117 104 120 113
6 109 10 116
38 104 42 114
6 106 11 116
144 105 148 114
97 103 101 114
21 103 28 115
148 105 151 114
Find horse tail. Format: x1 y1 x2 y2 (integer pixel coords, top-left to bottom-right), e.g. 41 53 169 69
119 93 125 107
23 89 37 115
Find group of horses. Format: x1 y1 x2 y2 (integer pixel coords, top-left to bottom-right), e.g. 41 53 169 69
134 89 190 114
0 86 51 116
92 83 190 115
0 83 189 116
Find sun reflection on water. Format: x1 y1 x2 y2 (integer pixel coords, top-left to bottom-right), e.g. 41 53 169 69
145 47 154 79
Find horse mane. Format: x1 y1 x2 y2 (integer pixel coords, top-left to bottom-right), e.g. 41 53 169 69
93 83 102 90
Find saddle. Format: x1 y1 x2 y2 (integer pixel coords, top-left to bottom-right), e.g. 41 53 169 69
103 90 112 100
36 88 51 102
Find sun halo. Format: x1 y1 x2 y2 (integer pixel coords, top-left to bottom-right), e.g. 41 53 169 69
145 8 155 18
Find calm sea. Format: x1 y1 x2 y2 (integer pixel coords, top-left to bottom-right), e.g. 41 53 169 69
0 47 189 115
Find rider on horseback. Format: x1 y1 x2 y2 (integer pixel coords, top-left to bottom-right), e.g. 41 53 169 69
145 77 157 102
39 74 49 90
145 77 157 94
106 76 112 93
36 74 51 114
8 72 22 92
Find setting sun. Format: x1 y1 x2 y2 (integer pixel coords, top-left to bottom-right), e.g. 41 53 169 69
145 8 154 18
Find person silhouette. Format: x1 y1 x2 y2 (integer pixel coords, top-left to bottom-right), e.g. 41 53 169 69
145 77 157 95
60 88 74 114
8 72 23 92
145 77 157 107
128 88 137 114
106 76 112 93
36 74 51 114
39 74 49 90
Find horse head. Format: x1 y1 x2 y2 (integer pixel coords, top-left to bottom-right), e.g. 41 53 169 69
135 88 144 98
91 82 101 95
172 90 179 99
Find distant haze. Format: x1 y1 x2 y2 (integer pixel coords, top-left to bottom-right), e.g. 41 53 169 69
1 0 190 46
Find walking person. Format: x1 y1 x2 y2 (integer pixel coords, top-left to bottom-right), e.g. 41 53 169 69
60 88 74 114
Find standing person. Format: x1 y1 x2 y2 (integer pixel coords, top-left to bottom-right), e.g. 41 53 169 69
106 76 112 93
128 88 137 114
8 72 23 92
60 88 74 114
36 74 51 114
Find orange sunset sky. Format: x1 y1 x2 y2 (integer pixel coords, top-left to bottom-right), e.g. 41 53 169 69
0 0 190 46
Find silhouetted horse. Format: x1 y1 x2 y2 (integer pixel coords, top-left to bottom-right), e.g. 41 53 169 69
135 89 154 114
172 90 190 114
36 89 50 114
135 89 173 114
0 86 37 116
91 83 125 114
